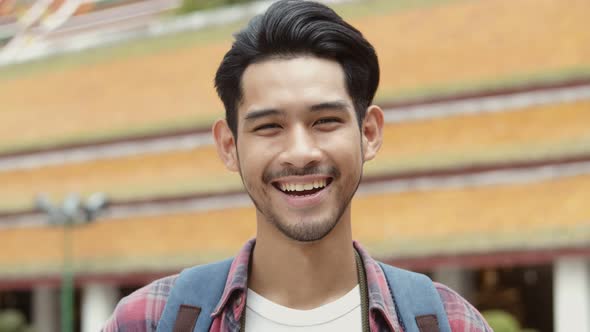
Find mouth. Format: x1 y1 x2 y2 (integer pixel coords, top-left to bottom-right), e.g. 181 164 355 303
272 177 333 197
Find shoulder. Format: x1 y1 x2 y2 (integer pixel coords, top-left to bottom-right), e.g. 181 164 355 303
434 282 493 332
101 274 179 332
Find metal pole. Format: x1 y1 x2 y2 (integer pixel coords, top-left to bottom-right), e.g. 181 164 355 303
36 193 108 332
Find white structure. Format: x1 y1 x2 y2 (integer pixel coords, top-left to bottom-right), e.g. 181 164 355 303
554 257 590 332
33 285 58 332
433 266 475 303
81 283 119 332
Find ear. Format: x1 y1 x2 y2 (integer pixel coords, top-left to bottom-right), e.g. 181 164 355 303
212 119 239 172
361 105 384 162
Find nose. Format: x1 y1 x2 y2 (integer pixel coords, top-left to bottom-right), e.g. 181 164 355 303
278 125 322 169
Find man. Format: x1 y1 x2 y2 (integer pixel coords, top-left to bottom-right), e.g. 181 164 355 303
103 1 492 331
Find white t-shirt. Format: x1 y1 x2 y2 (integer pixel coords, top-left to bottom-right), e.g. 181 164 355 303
244 285 362 331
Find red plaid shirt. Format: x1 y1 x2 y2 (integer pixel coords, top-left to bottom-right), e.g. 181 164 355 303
103 240 492 331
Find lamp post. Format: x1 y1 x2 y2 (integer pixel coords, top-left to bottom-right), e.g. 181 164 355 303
35 193 109 332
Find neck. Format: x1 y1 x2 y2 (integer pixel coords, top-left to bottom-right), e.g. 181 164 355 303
248 207 357 310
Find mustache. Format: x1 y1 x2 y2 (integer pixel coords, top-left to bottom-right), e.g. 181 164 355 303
263 165 340 184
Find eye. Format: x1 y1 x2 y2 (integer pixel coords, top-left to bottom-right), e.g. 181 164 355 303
253 123 281 132
314 117 342 126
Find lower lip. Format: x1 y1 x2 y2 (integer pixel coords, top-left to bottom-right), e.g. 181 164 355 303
277 184 330 209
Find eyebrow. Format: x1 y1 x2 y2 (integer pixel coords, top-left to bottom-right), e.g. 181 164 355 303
310 100 351 112
243 100 351 122
244 109 283 122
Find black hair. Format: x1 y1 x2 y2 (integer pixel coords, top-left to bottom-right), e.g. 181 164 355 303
214 0 380 137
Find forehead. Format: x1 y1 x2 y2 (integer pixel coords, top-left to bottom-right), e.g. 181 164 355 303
240 56 350 114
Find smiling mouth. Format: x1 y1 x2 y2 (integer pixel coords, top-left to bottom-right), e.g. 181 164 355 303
272 178 333 196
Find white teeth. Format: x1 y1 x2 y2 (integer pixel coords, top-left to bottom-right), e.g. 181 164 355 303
278 179 328 192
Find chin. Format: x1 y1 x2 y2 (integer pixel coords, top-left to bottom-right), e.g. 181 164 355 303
272 214 340 243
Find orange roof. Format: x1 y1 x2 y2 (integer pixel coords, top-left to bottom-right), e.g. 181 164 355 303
1 0 589 151
1 172 588 278
371 99 590 173
1 100 589 210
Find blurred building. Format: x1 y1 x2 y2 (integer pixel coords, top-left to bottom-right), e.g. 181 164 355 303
0 0 589 331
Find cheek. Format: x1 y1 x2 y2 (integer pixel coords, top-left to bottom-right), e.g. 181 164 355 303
319 131 363 163
237 140 276 180
239 155 260 181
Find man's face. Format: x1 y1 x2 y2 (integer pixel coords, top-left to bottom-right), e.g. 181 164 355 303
228 56 368 242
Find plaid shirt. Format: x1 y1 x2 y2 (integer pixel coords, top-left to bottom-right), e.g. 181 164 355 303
103 239 492 332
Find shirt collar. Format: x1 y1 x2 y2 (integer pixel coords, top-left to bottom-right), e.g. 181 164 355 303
211 238 255 317
211 239 401 332
354 241 402 332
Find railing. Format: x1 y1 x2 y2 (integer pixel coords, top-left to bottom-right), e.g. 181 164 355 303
0 0 349 66
0 0 180 64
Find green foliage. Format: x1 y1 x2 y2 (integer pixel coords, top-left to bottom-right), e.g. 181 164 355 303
0 310 34 332
178 0 255 14
482 310 537 332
